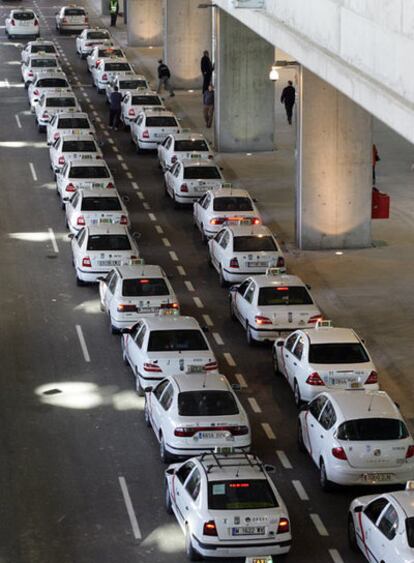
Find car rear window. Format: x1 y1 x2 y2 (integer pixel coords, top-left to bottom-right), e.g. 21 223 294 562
37 78 68 88
99 49 123 57
258 286 313 306
15 12 35 20
119 79 146 89
184 166 221 180
131 95 161 106
122 278 169 297
86 235 131 251
32 59 57 68
178 391 239 416
62 140 96 152
146 116 178 127
337 418 409 441
406 518 414 548
147 330 208 352
308 343 369 364
88 31 109 39
174 140 208 152
81 197 121 211
208 480 278 510
32 45 56 54
46 97 76 107
233 235 277 252
58 118 90 129
105 62 131 71
213 197 253 212
64 8 85 15
69 166 110 179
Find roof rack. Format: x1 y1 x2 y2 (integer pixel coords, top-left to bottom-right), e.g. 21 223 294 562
198 449 265 474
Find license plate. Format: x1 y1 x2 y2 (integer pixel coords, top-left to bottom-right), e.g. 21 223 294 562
247 261 267 267
79 154 93 159
232 526 265 536
362 473 393 482
99 218 112 224
196 431 228 440
98 260 121 266
193 186 207 193
186 365 204 373
136 306 157 313
329 377 356 385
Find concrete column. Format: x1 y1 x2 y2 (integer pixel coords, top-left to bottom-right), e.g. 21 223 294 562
164 0 212 90
296 68 372 249
101 0 110 17
127 0 163 47
214 9 274 152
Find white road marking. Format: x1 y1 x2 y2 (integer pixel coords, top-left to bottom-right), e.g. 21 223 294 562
117 154 124 162
29 162 37 181
193 297 204 309
126 172 133 179
107 138 114 145
169 251 178 262
292 480 309 501
75 325 90 362
212 332 224 345
103 130 110 137
162 238 171 247
248 397 261 413
118 476 142 540
137 192 144 200
121 163 128 170
276 450 292 469
234 373 248 388
142 202 150 210
310 514 329 536
131 182 139 190
92 110 99 116
261 423 276 440
202 314 213 327
184 280 195 292
148 213 156 222
223 352 236 367
177 265 186 276
48 228 59 253
329 549 345 563
155 225 164 234
15 114 21 128
95 117 102 123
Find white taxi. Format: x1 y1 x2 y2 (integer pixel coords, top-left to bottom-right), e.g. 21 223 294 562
49 134 102 174
70 225 140 285
131 108 181 151
297 388 414 490
35 92 80 132
21 55 60 87
208 224 286 286
65 189 128 235
121 316 219 395
47 112 95 145
121 90 164 127
55 6 88 33
21 40 57 64
194 186 262 243
56 159 114 206
164 159 224 207
105 74 149 102
165 451 292 559
158 131 214 172
99 264 179 332
6 9 39 40
75 27 112 57
273 321 379 406
28 73 71 110
230 270 322 345
144 373 251 462
348 481 414 563
86 45 125 73
91 58 133 93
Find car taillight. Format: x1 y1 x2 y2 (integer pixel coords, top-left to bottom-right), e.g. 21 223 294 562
62 17 68 23
42 112 49 119
180 183 188 193
142 129 150 139
308 314 323 324
365 370 378 385
229 257 239 268
160 302 180 310
171 155 177 163
277 256 285 268
277 518 290 534
128 108 135 117
95 60 101 68
120 215 128 225
332 447 347 461
33 89 40 96
255 315 272 325
107 182 114 189
28 71 34 77
210 217 225 225
85 42 92 47
203 361 218 371
34 19 39 26
76 216 85 226
143 362 162 373
117 304 137 313
252 217 261 225
54 132 60 140
130 255 138 260
230 425 249 436
58 156 65 165
82 256 91 268
174 427 196 437
406 445 414 459
208 154 213 159
11 19 15 26
85 16 88 22
102 73 108 80
203 521 217 537
66 183 76 192
306 372 325 386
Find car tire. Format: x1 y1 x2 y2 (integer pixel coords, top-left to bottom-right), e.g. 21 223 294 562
229 298 237 321
272 349 281 375
24 81 30 89
135 373 144 397
246 323 256 346
207 249 213 268
320 459 334 492
144 400 151 428
173 193 180 210
37 124 45 133
348 513 359 552
185 526 202 561
164 479 173 515
110 323 119 335
159 435 172 464
164 181 169 197
294 380 302 407
99 302 105 312
219 266 227 288
200 225 207 245
297 422 306 452
76 275 85 287
121 339 129 365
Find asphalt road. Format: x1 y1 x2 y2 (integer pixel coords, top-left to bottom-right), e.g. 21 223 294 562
0 3 392 562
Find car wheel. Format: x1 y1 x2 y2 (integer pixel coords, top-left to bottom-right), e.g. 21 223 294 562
200 225 207 244
173 193 180 210
207 249 214 268
76 275 85 287
229 298 237 321
37 124 45 133
121 339 129 365
24 81 30 89
144 400 151 428
246 322 256 346
110 323 119 335
185 526 202 561
164 479 173 514
320 459 334 492
294 380 302 407
60 198 66 210
219 266 227 288
348 513 359 552
297 421 306 452
159 435 172 464
135 373 144 397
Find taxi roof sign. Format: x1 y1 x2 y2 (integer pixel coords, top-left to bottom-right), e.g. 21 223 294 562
406 480 414 491
315 319 332 329
266 267 284 277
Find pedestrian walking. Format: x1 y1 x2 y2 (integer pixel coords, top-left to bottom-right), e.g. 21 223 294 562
108 85 122 130
109 0 119 27
203 84 214 128
157 60 175 97
200 50 213 93
372 144 380 185
280 80 296 125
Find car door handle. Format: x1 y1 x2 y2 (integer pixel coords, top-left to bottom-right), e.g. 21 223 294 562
185 506 189 511
293 362 297 366
310 423 314 428
320 435 323 438
176 491 180 496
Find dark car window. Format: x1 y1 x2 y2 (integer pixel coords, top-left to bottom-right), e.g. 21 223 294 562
309 395 328 420
378 504 398 540
174 140 209 152
258 286 313 306
233 236 277 252
337 418 409 441
58 118 90 129
178 391 239 416
119 79 147 89
81 197 121 211
406 517 414 547
208 480 278 510
308 343 369 364
99 49 123 57
32 59 57 68
176 461 195 485
88 31 110 39
62 140 97 153
186 469 201 501
146 116 178 127
64 8 85 15
147 330 208 352
32 45 56 54
364 497 388 524
319 401 337 430
105 62 131 71
131 95 161 106
213 197 253 212
15 11 35 20
184 166 221 180
86 235 131 251
46 97 76 107
153 379 169 400
37 78 68 88
122 278 169 297
69 166 110 179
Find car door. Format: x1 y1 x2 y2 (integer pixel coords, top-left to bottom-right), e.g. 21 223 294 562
209 229 226 267
373 502 400 563
196 192 210 227
171 461 196 523
237 280 255 324
152 381 174 436
99 269 114 308
290 335 309 390
233 279 251 321
281 332 299 383
125 320 145 367
314 399 337 465
105 270 119 314
285 333 304 387
148 379 170 430
159 135 171 167
303 394 328 459
72 228 86 266
181 467 202 528
216 229 230 269
166 162 178 193
359 497 390 561
172 162 182 194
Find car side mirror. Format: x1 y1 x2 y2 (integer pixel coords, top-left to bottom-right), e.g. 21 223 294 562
68 233 74 239
230 383 241 392
306 284 311 290
201 326 209 333
144 386 152 393
252 198 258 203
394 401 400 409
299 403 308 413
97 276 105 282
276 340 284 348
121 195 129 203
354 506 363 514
263 464 276 474
133 232 141 241
229 284 238 292
120 327 132 334
165 467 175 475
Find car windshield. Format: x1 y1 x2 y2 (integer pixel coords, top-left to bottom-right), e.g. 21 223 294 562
105 62 130 71
88 31 109 39
122 278 169 297
32 59 57 68
37 78 68 87
64 8 85 15
62 140 96 152
184 166 221 180
99 49 123 57
208 480 278 510
69 166 109 179
233 236 277 252
178 391 239 416
147 329 208 352
337 418 409 441
131 95 161 106
81 197 121 211
58 118 90 129
309 343 369 364
119 80 146 89
86 235 131 251
258 286 313 306
46 97 76 107
213 197 253 212
175 140 208 152
146 116 178 127
32 45 56 54
406 518 414 548
15 12 35 20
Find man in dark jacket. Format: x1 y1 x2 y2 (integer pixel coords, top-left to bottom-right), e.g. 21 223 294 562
109 85 122 130
203 83 214 128
200 50 213 93
280 80 296 125
157 60 175 97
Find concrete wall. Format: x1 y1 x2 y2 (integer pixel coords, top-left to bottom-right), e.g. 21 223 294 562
126 0 163 47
